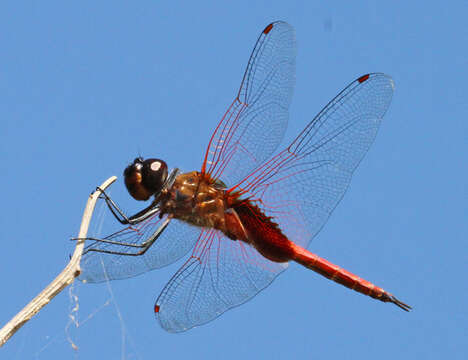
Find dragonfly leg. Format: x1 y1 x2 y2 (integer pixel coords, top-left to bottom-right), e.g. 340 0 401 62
74 217 171 256
97 186 160 225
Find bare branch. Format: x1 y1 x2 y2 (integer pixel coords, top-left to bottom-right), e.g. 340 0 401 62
0 176 117 347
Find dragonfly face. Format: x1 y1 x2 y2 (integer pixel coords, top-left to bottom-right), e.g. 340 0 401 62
123 157 168 201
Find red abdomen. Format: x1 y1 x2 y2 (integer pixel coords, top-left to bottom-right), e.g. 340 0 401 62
233 201 295 263
231 200 411 311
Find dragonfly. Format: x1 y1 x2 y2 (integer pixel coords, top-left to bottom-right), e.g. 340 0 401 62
79 21 411 333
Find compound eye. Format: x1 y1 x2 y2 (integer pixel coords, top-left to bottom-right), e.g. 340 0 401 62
124 158 149 201
141 159 168 194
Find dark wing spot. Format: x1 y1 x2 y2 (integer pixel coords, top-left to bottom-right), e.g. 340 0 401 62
358 74 370 83
263 23 274 34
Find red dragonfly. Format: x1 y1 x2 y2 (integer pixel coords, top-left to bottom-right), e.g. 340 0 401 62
80 21 410 332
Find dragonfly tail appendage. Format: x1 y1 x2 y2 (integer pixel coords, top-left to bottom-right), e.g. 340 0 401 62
380 293 412 311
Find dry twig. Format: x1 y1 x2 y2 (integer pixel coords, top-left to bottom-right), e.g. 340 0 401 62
0 176 117 347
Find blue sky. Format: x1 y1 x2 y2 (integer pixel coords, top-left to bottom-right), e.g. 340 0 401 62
1 1 467 359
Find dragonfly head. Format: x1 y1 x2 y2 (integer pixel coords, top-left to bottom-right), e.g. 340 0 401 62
124 157 168 201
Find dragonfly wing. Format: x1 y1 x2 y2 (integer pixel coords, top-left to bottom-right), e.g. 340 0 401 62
80 215 201 283
154 229 288 332
202 21 296 186
236 73 394 248
154 74 394 331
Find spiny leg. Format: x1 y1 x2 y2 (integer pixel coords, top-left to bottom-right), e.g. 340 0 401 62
74 217 171 256
97 186 160 225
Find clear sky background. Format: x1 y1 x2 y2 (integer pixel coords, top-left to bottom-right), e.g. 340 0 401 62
1 1 467 359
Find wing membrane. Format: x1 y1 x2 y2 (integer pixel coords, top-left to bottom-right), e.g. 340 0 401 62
202 21 296 186
80 214 201 283
235 73 394 248
155 229 288 332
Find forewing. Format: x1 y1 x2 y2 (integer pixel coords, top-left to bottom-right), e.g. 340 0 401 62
80 214 201 283
202 21 296 186
235 73 394 248
154 229 288 332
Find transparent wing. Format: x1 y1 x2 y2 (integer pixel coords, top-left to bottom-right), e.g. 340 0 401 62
153 73 393 331
234 73 394 248
80 214 201 283
202 21 296 186
154 229 288 332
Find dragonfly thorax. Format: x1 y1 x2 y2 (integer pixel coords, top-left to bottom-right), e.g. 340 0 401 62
159 171 231 230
